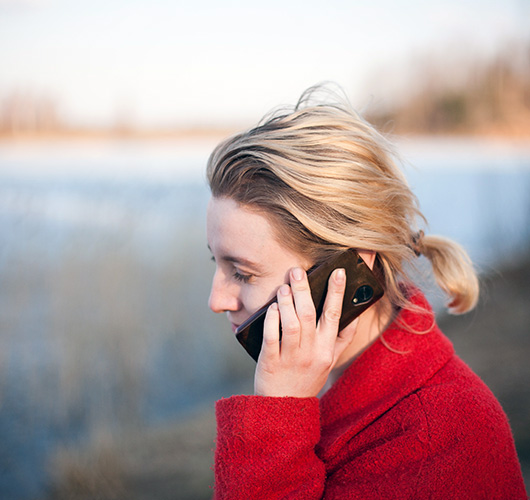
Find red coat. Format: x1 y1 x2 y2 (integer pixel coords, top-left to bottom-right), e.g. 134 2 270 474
214 291 527 499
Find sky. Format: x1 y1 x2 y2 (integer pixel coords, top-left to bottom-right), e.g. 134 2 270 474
0 0 527 128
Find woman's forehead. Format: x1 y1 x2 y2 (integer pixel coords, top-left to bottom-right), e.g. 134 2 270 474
207 198 274 250
207 196 310 269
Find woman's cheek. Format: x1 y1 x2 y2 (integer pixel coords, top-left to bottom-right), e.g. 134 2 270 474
245 285 278 317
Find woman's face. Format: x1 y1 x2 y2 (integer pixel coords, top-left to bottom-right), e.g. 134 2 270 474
207 196 311 333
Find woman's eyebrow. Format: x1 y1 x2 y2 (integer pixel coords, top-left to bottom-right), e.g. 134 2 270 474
207 245 263 272
221 254 263 271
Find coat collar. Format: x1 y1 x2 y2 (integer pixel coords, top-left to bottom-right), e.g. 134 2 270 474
318 289 454 458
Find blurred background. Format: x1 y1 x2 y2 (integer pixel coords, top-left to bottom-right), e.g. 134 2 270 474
0 1 529 499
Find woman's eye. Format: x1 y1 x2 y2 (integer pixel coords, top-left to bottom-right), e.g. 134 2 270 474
233 270 252 283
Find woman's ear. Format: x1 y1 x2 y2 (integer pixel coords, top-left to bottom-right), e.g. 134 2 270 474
357 250 376 270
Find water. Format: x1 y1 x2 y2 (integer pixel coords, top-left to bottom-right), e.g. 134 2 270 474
0 136 529 499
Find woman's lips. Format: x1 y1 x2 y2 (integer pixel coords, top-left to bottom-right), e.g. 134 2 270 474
231 322 240 333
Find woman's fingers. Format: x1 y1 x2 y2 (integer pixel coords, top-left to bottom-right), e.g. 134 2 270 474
275 283 302 355
289 268 317 347
266 266 349 364
318 268 347 339
261 302 281 361
273 267 317 356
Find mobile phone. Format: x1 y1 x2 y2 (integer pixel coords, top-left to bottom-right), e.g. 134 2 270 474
235 249 384 361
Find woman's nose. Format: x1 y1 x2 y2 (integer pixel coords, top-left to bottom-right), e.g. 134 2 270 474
208 272 239 314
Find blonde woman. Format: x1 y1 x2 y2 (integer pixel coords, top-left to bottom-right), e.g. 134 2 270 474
206 86 526 499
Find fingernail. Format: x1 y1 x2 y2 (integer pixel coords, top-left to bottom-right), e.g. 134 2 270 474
279 284 291 296
292 267 304 281
335 268 345 284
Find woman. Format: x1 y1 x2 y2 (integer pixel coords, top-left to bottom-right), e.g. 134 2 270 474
206 86 526 499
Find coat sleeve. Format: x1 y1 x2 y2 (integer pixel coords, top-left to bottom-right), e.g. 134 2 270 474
213 395 326 500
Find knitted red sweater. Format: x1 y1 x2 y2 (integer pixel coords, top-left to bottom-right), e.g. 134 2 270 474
214 292 527 499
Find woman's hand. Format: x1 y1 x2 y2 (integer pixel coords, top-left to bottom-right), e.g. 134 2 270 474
254 267 357 398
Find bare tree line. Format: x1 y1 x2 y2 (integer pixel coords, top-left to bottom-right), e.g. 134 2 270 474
1 41 528 138
366 41 530 136
0 89 63 134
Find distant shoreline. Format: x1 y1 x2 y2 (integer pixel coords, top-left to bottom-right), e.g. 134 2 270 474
0 127 238 144
0 124 530 143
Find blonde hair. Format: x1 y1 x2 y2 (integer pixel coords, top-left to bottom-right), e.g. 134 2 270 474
207 85 479 316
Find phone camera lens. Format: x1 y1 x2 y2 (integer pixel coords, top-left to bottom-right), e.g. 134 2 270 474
352 285 374 305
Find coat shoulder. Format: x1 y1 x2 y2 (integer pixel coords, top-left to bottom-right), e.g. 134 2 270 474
413 354 526 498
